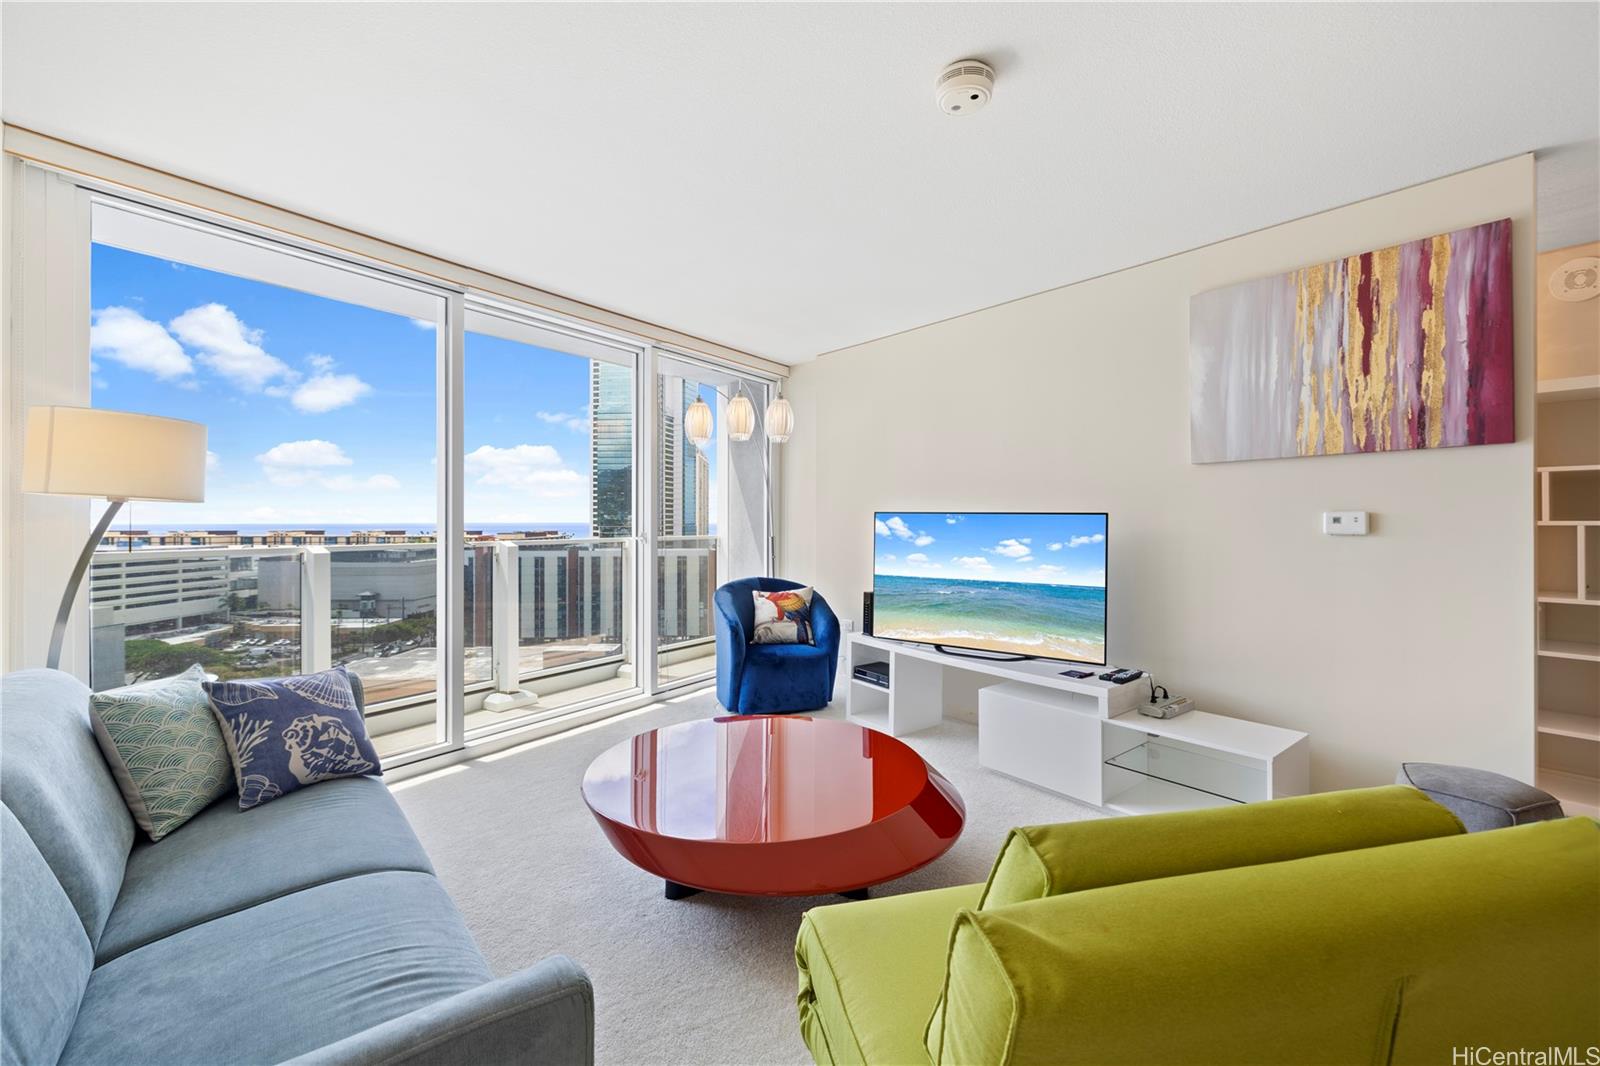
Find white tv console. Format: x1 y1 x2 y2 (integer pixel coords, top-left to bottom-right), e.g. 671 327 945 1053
845 632 1309 815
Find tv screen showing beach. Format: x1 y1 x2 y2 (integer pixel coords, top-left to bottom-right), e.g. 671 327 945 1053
872 512 1107 665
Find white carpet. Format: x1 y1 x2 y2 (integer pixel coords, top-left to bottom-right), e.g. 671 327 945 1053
392 686 1103 1066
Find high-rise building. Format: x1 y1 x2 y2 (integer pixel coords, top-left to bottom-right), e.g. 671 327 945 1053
692 446 710 536
589 361 633 537
590 365 710 539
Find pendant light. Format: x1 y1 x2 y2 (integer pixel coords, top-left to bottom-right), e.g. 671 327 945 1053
684 396 714 448
765 393 794 443
726 393 757 442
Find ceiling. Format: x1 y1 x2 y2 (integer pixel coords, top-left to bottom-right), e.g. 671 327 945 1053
3 3 1597 364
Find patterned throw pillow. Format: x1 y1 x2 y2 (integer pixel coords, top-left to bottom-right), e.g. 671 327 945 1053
89 664 234 841
204 666 381 811
752 586 815 644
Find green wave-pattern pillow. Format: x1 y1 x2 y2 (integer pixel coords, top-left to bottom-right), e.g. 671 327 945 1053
90 665 233 841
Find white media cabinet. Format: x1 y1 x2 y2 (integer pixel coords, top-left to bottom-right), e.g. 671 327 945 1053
845 633 1309 815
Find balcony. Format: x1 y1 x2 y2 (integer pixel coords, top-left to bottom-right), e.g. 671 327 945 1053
89 536 720 762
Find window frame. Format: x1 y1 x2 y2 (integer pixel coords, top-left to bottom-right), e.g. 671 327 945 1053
7 159 780 767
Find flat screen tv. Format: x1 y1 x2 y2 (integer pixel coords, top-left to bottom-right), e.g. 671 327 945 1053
872 511 1108 665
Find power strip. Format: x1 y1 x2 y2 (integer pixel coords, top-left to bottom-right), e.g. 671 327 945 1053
1136 695 1195 719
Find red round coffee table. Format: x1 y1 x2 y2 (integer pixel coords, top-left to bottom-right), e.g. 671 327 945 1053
581 715 965 899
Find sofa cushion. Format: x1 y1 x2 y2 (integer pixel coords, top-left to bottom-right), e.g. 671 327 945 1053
1 805 95 1066
752 586 815 644
0 670 134 947
59 870 492 1066
96 775 434 965
978 784 1465 910
795 883 982 1066
88 664 234 841
205 666 382 809
1396 762 1565 831
930 818 1600 1066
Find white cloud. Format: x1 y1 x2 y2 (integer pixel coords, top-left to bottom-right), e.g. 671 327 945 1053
953 555 994 571
945 515 963 525
306 353 336 372
256 439 351 486
1048 542 1064 551
292 371 373 413
205 450 221 472
875 519 892 537
881 553 897 562
254 440 399 492
1068 533 1106 548
991 538 1033 559
170 303 293 391
464 443 584 497
536 411 590 433
882 515 933 546
905 552 929 563
90 306 193 379
1030 563 1066 575
410 318 436 330
321 473 402 491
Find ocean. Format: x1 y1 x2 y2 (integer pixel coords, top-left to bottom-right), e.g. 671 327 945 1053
872 574 1106 662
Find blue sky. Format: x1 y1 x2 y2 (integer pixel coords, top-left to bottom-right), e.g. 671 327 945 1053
89 243 706 530
874 512 1106 587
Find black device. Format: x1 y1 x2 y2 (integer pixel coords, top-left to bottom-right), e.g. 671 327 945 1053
862 591 873 636
851 661 890 689
1060 669 1096 679
1098 668 1144 685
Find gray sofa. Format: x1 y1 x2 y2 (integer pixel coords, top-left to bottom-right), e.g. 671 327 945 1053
0 669 593 1066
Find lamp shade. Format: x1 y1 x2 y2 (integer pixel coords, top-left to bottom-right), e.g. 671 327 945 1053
764 395 794 443
23 406 206 502
726 395 756 442
684 397 714 448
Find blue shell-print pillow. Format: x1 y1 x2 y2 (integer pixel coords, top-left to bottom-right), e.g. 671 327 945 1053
204 666 381 810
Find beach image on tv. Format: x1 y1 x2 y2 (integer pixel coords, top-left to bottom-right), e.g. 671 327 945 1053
873 512 1107 664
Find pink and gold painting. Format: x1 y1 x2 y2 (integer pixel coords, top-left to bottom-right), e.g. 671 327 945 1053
1189 218 1513 463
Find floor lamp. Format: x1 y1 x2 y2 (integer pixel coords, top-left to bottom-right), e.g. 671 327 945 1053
22 406 207 671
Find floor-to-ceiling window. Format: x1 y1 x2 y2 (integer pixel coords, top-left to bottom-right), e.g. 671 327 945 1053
654 352 773 689
461 302 641 736
32 179 776 765
86 197 452 761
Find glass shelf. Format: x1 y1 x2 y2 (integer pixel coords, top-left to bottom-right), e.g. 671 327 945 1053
1104 740 1266 806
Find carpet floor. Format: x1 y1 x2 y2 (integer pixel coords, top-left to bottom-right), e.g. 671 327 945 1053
392 685 1103 1066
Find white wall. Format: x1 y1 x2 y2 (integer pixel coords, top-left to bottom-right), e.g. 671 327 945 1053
782 155 1537 791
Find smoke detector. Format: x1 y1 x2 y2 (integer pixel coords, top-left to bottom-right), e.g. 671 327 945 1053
1549 256 1600 302
936 59 994 116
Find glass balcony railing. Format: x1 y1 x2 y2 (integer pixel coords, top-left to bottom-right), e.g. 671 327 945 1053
86 536 731 759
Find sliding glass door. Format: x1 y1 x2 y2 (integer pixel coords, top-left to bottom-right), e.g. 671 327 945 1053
462 302 641 735
653 352 773 689
46 182 779 768
86 196 453 761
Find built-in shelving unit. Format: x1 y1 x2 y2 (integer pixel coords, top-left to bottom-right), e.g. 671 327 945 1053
1535 451 1600 819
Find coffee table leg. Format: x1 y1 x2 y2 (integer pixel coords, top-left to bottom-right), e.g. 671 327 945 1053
664 879 701 900
838 887 870 901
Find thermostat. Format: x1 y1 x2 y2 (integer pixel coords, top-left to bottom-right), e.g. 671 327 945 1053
1322 511 1369 536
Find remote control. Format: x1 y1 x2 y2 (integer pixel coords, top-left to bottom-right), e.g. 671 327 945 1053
1060 669 1095 679
1099 668 1144 684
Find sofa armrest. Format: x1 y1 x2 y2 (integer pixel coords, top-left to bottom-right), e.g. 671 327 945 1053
283 955 593 1066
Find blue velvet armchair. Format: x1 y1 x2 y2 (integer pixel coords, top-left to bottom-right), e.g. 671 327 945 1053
715 577 841 715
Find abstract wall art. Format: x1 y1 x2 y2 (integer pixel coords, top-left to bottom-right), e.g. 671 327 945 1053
1189 218 1513 463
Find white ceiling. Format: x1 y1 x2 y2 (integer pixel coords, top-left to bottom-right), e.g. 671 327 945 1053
3 3 1597 364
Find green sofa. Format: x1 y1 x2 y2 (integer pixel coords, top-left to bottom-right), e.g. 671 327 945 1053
795 786 1600 1066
